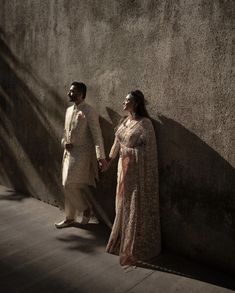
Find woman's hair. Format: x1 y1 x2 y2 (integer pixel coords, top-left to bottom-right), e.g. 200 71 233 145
129 90 150 118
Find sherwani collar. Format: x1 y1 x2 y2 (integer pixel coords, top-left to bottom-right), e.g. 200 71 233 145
74 100 86 110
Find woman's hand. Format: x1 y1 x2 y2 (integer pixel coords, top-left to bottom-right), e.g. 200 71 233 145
99 157 113 172
99 159 109 172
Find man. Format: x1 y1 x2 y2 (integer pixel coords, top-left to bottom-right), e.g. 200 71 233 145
55 81 108 228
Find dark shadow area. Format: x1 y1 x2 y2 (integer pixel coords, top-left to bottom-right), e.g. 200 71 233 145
0 185 27 201
0 261 83 293
151 115 235 273
55 223 110 253
138 251 235 290
0 189 234 293
0 29 64 206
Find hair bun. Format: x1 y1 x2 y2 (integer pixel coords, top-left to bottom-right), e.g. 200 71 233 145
133 90 144 99
129 89 150 118
131 90 148 104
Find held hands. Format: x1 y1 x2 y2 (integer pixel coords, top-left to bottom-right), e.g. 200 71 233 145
65 143 73 151
98 158 113 172
99 158 113 172
98 159 109 172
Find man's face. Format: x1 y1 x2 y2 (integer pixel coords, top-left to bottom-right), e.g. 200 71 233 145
68 85 83 103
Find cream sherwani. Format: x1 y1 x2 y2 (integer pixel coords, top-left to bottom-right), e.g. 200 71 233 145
61 101 106 218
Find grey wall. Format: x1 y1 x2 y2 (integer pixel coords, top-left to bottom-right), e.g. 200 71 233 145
0 0 234 273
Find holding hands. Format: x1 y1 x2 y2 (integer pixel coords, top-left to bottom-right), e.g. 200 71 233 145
65 142 73 151
98 159 109 172
99 158 113 172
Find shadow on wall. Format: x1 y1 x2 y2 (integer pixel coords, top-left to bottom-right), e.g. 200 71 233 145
92 107 124 223
0 29 64 205
92 113 119 223
152 115 235 273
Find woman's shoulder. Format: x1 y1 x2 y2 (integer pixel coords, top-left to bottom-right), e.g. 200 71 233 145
140 117 152 126
139 117 155 133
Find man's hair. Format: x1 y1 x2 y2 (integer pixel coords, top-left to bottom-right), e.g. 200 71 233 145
71 81 87 99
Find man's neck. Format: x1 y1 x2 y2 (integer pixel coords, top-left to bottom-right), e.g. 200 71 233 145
74 100 84 106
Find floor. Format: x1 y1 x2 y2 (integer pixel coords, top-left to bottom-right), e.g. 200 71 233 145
0 185 234 293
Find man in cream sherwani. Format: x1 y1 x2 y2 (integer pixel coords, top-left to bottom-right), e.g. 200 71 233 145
55 81 108 228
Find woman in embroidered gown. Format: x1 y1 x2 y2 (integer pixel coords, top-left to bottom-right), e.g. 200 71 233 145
106 90 161 267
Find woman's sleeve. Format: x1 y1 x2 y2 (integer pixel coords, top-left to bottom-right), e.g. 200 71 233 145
143 118 158 169
136 118 157 159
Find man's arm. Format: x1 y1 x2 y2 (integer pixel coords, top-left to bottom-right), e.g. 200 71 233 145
87 107 108 171
61 108 73 151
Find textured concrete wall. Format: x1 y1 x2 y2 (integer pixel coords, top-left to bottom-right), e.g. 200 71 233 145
0 0 234 272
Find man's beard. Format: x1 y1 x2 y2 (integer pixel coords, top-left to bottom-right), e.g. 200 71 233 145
69 95 76 102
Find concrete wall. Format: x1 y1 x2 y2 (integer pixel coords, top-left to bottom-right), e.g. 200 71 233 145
0 0 234 272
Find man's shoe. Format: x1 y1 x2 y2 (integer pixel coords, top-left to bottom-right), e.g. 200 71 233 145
55 219 74 229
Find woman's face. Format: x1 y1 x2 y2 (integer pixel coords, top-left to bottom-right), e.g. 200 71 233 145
123 94 135 112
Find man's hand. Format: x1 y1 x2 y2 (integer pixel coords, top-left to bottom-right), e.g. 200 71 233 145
98 159 109 172
65 143 73 151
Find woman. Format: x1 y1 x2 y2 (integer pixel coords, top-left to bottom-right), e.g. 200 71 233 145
106 90 161 267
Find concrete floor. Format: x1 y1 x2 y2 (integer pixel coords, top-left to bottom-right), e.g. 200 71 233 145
0 185 234 293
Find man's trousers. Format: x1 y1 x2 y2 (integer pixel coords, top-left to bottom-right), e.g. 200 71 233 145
64 183 92 219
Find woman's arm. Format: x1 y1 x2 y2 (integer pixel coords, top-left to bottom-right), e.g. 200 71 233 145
108 136 120 164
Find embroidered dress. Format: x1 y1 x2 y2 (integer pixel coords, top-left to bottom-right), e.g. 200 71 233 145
106 117 161 266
